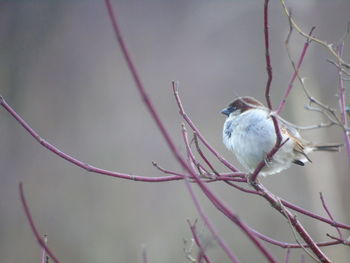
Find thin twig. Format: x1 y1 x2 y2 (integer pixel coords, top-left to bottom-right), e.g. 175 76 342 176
319 192 343 239
264 0 273 110
181 126 241 263
172 81 239 173
41 235 49 263
284 247 291 263
326 234 350 246
281 205 321 262
193 133 220 176
187 220 212 263
280 0 349 68
19 183 60 263
336 42 350 162
276 27 315 115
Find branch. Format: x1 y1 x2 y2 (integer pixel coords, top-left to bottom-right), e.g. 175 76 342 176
336 42 350 162
250 0 283 182
251 183 332 262
172 81 239 173
264 0 273 110
276 27 315 115
319 192 343 239
0 96 183 182
41 235 49 263
187 220 212 263
284 248 291 263
279 0 349 68
19 183 60 263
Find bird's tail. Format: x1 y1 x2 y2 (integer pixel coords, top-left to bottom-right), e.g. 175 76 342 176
313 144 343 152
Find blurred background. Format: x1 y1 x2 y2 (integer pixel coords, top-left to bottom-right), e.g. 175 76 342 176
0 0 349 262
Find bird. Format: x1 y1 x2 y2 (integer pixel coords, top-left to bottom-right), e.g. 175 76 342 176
221 96 341 176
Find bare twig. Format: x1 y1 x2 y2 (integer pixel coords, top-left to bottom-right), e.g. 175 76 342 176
280 0 349 68
320 192 343 239
336 42 350 162
264 0 273 110
187 220 212 263
19 183 60 263
326 234 350 246
181 126 241 263
284 247 291 263
193 133 220 176
276 27 315 115
41 235 49 263
172 81 239 173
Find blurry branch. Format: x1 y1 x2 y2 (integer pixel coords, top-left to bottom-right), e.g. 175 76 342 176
284 248 291 263
41 235 49 263
184 236 196 263
141 245 148 263
282 7 350 162
19 183 60 263
187 220 212 263
283 15 342 131
336 42 350 162
319 192 343 240
276 23 315 115
280 0 350 68
326 234 350 246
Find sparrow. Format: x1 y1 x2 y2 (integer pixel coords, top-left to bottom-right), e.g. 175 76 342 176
221 96 341 176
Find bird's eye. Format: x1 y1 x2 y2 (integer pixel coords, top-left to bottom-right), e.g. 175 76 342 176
229 106 236 112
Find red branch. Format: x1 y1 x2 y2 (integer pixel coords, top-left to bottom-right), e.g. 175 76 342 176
172 81 239 173
250 0 282 182
320 192 343 239
0 96 184 183
19 183 60 263
276 27 315 115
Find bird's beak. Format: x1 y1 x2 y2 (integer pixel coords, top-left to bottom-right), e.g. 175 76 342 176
221 108 230 116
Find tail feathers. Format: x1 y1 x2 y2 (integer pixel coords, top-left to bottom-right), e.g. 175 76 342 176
313 144 343 152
